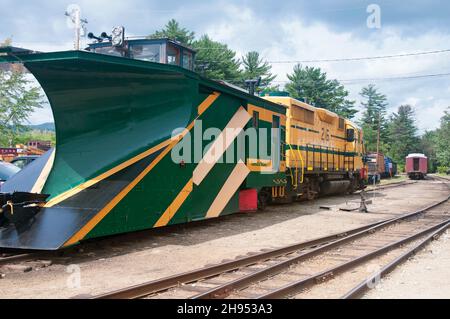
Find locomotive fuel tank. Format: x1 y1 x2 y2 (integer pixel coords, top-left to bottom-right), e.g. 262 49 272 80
320 180 351 196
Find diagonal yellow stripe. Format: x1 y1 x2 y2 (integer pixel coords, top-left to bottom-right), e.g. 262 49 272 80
193 106 251 186
47 92 221 208
31 148 56 194
198 92 220 115
64 136 185 247
45 139 172 207
154 179 193 228
62 92 220 247
206 161 250 219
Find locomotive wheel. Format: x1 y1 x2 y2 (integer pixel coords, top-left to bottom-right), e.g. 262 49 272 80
306 188 318 201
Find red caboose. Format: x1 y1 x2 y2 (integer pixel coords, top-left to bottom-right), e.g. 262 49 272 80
406 153 428 180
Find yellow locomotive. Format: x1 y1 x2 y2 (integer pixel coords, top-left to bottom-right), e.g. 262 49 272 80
264 96 367 203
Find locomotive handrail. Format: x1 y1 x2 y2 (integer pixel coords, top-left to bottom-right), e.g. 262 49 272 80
296 148 305 184
287 143 299 190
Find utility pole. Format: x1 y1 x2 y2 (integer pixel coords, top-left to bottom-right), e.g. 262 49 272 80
375 112 381 188
65 7 88 51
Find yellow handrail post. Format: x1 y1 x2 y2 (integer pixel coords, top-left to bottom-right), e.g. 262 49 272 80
296 149 305 184
287 143 299 190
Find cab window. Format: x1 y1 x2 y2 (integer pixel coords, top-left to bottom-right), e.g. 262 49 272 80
130 44 161 62
167 44 180 65
182 51 193 70
338 118 345 130
94 46 124 57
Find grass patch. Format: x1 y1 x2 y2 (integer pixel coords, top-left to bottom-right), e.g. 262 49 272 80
379 174 408 186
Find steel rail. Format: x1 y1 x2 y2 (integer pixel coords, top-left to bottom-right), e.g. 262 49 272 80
94 195 449 299
92 218 391 299
362 180 416 193
0 253 37 266
341 222 450 299
256 217 450 299
192 197 449 299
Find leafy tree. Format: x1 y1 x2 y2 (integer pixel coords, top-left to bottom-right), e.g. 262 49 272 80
1 38 12 49
359 84 389 151
0 68 44 147
241 51 276 90
420 130 438 173
14 129 56 146
192 35 242 83
435 108 450 167
385 105 419 164
149 19 195 46
285 64 357 119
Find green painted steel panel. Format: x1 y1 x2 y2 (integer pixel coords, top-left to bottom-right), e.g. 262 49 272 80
0 51 287 246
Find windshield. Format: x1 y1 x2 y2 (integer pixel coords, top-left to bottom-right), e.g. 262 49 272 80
130 44 161 62
0 161 21 181
11 158 30 169
93 46 125 57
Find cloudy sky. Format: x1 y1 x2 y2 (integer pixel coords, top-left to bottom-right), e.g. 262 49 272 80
1 0 449 133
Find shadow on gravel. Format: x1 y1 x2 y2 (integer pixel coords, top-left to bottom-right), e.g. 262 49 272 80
53 179 444 265
55 194 363 264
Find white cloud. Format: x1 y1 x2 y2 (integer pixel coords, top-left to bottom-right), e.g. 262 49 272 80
197 5 450 132
15 1 450 133
29 104 54 125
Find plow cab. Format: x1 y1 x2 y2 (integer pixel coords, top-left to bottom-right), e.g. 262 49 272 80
86 37 196 70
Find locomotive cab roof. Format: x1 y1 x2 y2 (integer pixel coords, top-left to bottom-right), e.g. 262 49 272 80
86 37 197 71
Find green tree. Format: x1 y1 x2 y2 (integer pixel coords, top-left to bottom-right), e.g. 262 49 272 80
14 129 56 146
385 105 419 164
359 84 389 152
285 64 357 119
149 19 195 46
0 68 44 147
192 35 242 83
1 38 12 49
241 51 276 90
420 130 438 173
435 108 450 167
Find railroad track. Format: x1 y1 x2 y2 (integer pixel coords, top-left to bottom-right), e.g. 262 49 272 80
363 179 416 192
0 252 37 266
0 180 414 270
94 184 450 299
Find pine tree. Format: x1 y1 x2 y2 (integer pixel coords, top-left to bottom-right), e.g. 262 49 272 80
285 64 357 118
241 51 276 90
386 105 419 163
359 84 389 151
149 19 195 46
435 108 450 168
420 130 438 173
192 35 242 83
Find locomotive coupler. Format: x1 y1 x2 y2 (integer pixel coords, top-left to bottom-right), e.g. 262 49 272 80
0 192 50 227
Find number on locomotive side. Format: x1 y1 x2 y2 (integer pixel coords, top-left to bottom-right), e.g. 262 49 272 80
321 128 331 141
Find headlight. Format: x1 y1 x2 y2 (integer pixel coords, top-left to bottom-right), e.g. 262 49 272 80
111 26 125 47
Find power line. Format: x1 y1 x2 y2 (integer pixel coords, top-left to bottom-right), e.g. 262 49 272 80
218 71 450 85
340 72 450 83
196 48 450 64
267 49 450 63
